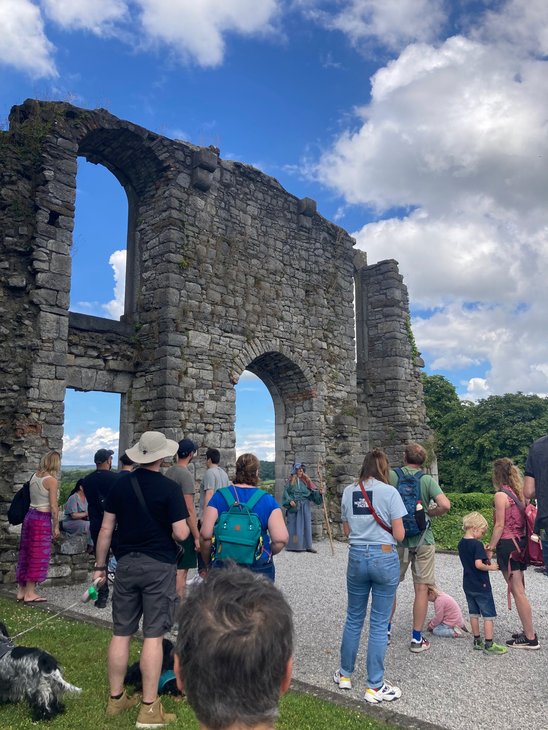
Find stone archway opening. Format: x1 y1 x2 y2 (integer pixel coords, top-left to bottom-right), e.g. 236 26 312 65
71 158 128 320
236 350 321 503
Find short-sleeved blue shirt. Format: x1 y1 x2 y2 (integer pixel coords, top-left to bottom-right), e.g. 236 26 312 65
208 486 280 566
458 537 492 593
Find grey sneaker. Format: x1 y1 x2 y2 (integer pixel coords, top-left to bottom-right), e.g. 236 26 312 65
409 638 430 653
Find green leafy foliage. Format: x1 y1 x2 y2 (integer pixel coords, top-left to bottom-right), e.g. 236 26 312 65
431 492 493 551
59 468 92 504
259 460 274 480
422 374 548 492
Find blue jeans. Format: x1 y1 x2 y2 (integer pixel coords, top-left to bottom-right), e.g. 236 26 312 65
541 538 548 573
340 544 400 689
432 623 457 637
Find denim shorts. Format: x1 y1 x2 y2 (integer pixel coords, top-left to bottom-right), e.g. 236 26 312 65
465 589 496 619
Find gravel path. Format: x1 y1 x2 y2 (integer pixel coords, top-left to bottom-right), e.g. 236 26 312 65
6 543 547 730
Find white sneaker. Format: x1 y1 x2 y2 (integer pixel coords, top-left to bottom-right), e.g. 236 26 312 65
333 670 352 690
364 681 402 704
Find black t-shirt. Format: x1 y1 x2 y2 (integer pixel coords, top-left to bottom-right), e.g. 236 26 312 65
105 468 188 564
81 468 120 538
525 435 548 529
458 537 491 593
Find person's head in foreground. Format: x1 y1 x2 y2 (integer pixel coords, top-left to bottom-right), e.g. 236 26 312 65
174 564 294 730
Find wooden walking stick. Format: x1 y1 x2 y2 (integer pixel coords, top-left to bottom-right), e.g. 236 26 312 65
317 459 335 556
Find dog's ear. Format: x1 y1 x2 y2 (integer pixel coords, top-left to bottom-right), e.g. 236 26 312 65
0 622 9 638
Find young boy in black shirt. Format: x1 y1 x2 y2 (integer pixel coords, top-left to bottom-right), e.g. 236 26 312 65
457 512 507 654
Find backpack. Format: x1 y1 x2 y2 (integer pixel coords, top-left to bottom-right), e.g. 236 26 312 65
501 488 544 567
213 487 266 565
7 481 31 526
394 467 427 538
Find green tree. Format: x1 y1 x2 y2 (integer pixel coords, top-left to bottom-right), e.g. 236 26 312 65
422 375 548 493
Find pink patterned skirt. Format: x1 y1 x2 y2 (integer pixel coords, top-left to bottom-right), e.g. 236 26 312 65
16 509 52 584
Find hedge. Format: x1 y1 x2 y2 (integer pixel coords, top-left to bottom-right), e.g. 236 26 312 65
431 492 494 551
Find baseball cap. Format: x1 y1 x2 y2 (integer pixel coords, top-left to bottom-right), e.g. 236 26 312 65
177 438 197 458
94 448 114 464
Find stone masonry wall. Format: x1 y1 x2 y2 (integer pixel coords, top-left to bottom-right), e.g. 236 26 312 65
0 100 430 569
356 259 431 468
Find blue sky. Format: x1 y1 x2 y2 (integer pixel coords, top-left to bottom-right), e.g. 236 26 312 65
2 0 548 464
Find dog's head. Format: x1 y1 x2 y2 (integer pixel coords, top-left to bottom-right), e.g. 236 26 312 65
0 622 10 640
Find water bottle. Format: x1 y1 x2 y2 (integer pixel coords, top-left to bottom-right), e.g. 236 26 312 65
415 501 427 531
81 578 101 603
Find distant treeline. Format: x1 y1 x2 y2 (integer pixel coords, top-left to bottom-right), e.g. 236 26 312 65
423 374 548 493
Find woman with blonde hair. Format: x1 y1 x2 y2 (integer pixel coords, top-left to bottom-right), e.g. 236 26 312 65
333 448 407 704
486 457 539 649
16 450 60 603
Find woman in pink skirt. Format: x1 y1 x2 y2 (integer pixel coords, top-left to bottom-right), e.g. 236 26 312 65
16 450 61 603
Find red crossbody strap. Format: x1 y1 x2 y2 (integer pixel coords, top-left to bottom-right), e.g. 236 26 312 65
358 481 392 535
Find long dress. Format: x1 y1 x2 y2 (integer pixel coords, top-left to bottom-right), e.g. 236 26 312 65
282 477 322 551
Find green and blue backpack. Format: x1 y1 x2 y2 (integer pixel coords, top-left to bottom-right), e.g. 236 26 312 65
213 486 266 565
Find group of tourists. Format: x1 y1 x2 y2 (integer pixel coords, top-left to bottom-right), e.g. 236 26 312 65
13 429 548 727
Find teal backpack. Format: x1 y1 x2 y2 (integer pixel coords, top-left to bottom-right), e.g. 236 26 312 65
213 487 266 565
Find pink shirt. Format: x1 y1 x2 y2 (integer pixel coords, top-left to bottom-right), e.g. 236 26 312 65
428 592 464 629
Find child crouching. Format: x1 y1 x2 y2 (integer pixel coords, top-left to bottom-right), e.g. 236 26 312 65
457 512 507 655
426 585 468 637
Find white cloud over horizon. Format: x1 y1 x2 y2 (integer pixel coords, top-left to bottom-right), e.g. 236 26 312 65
63 426 119 464
103 249 126 320
311 0 548 399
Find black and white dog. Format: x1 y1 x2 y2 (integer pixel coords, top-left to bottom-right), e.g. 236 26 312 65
0 622 81 720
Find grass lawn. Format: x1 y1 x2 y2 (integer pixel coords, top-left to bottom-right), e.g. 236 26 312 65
0 597 395 730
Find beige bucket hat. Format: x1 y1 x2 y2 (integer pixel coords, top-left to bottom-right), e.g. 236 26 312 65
125 431 178 464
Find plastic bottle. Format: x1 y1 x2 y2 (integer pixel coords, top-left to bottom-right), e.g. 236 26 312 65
415 501 427 531
81 578 101 603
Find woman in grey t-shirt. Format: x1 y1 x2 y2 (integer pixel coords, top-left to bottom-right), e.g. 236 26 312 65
333 449 407 704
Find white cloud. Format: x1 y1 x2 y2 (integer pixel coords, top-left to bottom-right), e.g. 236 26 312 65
63 426 119 464
308 0 446 52
236 432 275 462
479 0 548 57
0 0 57 78
41 0 127 34
135 0 281 67
103 249 126 320
312 2 548 398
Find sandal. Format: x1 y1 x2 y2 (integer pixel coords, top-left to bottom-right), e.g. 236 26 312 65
23 596 47 603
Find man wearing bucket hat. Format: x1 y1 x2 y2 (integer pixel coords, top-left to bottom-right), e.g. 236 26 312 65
93 431 190 727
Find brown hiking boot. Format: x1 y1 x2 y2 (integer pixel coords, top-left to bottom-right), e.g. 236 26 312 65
106 690 139 717
135 697 176 728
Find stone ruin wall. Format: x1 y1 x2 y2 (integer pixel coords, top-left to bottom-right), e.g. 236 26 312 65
0 100 430 581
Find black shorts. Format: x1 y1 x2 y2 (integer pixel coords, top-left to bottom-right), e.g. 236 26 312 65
112 552 176 638
496 537 527 573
